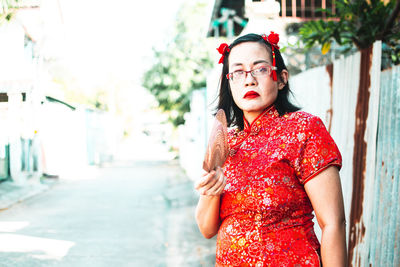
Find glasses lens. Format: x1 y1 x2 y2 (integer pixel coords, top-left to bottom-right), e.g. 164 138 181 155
253 66 270 77
232 71 244 82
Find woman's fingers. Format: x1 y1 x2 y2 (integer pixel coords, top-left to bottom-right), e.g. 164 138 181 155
202 167 226 196
207 168 226 195
198 174 219 195
194 168 227 196
194 170 215 190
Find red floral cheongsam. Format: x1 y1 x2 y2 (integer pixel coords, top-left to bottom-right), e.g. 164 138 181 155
216 105 342 267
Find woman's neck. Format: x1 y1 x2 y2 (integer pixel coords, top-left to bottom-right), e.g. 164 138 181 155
243 104 275 125
243 110 263 125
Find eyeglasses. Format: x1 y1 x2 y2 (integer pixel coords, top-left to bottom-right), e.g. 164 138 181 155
226 65 277 82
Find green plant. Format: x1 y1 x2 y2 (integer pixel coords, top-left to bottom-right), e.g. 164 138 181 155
0 0 21 23
299 0 400 56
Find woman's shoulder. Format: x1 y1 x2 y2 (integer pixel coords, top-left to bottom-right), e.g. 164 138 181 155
284 110 323 125
282 110 328 136
286 109 317 120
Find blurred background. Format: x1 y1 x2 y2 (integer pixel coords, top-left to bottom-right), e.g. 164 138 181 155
0 0 399 266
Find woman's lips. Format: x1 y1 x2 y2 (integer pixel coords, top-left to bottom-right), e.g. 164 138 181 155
243 91 260 99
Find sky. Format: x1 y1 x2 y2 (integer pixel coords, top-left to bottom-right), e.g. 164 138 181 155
46 0 190 84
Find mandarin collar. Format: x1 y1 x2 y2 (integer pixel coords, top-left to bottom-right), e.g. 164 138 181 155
228 105 278 157
243 105 278 135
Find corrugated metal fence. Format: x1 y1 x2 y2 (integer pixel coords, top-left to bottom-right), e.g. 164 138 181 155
291 41 400 266
367 65 400 266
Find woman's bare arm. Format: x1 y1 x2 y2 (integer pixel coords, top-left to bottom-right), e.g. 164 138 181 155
304 166 347 267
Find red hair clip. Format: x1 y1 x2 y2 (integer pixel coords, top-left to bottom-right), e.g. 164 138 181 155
262 31 280 81
217 43 230 64
262 31 280 50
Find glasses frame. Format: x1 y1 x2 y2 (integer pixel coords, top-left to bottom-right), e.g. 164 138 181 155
226 65 278 82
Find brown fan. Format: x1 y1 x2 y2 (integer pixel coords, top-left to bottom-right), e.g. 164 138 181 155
203 109 229 172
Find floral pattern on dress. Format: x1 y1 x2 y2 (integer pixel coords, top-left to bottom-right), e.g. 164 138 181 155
216 105 342 267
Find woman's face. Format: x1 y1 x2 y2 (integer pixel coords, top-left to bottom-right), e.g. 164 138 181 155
228 41 287 123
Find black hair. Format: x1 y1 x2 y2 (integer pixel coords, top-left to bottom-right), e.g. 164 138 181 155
216 33 300 130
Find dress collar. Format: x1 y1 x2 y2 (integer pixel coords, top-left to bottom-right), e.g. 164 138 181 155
243 104 278 135
228 105 278 156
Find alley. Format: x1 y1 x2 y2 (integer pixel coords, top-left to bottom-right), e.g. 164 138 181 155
0 161 216 267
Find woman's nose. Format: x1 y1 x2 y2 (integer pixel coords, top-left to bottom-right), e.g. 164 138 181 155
244 72 257 86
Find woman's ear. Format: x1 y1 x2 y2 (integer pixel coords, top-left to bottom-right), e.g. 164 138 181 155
278 70 288 90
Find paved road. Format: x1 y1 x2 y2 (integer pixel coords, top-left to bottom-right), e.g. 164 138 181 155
0 161 216 267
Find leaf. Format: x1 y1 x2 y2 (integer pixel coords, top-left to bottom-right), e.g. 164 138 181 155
321 42 331 55
298 0 397 53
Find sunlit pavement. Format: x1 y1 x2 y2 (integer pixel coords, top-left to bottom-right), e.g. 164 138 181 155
0 161 216 267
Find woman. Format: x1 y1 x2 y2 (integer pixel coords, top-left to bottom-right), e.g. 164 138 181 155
195 32 347 266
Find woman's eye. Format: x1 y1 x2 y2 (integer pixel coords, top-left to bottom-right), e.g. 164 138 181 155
257 67 268 73
234 70 244 75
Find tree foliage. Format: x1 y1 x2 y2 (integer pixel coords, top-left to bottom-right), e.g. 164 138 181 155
299 0 400 64
142 2 213 127
0 0 22 23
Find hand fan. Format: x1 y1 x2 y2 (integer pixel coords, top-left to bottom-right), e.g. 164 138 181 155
202 109 229 172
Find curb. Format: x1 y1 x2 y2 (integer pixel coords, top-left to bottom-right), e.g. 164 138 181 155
0 181 50 210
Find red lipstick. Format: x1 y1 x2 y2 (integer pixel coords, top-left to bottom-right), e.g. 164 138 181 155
243 91 260 99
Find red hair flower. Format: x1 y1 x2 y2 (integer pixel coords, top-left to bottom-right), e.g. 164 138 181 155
267 31 280 49
262 31 280 81
217 43 230 64
261 32 280 50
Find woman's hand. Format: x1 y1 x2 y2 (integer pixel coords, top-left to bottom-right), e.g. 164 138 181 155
195 167 226 196
195 167 226 238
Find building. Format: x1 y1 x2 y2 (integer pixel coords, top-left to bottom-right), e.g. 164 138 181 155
0 2 42 184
